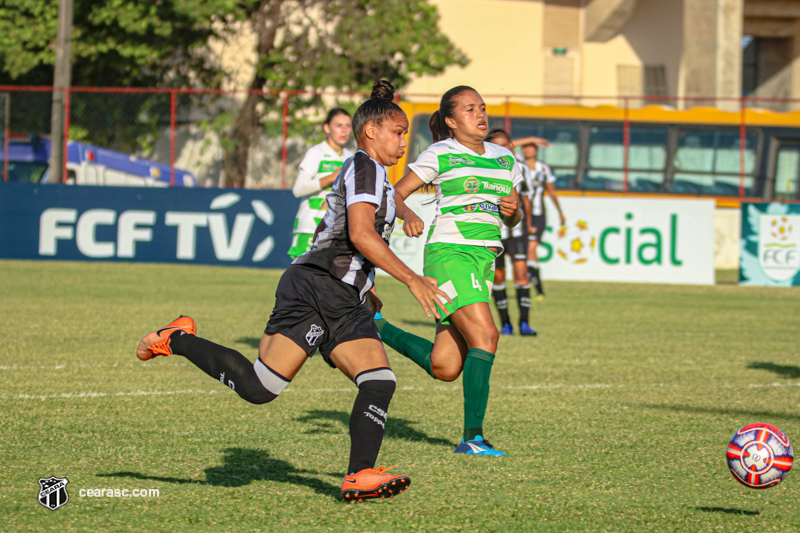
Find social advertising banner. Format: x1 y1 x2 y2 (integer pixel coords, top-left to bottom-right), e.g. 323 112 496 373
740 202 800 287
0 183 298 269
387 195 715 285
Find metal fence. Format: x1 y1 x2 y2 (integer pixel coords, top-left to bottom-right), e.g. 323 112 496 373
2 85 800 199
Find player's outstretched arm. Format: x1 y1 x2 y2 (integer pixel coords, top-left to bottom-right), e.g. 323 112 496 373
545 182 566 226
348 202 450 319
394 172 427 238
511 135 550 149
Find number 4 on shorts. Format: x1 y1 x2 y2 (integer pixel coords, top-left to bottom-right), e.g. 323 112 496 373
471 273 482 291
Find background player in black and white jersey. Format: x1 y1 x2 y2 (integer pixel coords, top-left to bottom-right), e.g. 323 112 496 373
484 129 537 336
136 80 450 503
520 141 566 299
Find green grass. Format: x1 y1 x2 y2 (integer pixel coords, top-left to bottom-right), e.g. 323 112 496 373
1 260 799 532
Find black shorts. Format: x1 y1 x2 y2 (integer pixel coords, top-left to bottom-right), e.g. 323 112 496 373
528 215 546 243
264 264 379 368
495 234 529 269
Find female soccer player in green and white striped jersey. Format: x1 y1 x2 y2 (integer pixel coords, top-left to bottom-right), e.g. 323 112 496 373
288 108 354 259
375 86 523 456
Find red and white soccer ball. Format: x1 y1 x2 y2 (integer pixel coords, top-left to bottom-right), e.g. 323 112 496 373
727 423 793 489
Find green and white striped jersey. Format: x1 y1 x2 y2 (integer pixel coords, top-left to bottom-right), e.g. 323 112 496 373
292 141 353 235
408 138 523 249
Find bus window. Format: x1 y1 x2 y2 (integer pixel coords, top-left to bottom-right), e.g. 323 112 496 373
673 128 758 196
502 120 580 189
774 143 800 200
586 126 668 193
408 114 433 168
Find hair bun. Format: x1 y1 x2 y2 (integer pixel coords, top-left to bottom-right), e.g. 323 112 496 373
370 79 396 101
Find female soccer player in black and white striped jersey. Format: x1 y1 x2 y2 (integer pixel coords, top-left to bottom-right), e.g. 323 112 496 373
136 80 450 503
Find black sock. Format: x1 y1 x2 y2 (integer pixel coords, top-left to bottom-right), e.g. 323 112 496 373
516 284 531 323
492 283 511 325
348 370 395 474
527 262 544 295
170 332 285 405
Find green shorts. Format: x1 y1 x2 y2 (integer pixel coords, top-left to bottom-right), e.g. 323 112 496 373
288 233 314 260
423 243 497 324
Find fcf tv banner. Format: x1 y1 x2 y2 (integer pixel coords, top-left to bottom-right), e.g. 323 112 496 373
387 196 715 285
0 183 298 269
740 202 800 287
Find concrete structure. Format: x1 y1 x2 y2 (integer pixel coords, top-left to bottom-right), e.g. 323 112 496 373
403 0 800 110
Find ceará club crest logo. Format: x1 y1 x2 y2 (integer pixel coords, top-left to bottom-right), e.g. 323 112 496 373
38 476 69 511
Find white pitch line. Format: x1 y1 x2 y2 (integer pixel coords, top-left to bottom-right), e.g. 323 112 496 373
1 382 617 401
1 380 798 402
0 362 191 370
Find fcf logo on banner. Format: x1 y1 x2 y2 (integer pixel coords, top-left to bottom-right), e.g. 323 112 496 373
758 215 800 281
741 203 800 286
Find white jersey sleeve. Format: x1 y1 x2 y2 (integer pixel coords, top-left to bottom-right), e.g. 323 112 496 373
542 162 556 184
292 169 319 198
407 147 440 184
292 146 325 198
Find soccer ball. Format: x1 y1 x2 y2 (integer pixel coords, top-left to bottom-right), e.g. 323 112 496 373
556 220 596 265
726 423 793 489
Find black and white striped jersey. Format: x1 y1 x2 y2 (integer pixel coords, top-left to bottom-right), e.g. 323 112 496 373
293 150 396 299
525 160 556 217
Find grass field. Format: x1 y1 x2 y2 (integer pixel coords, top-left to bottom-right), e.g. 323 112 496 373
1 260 799 532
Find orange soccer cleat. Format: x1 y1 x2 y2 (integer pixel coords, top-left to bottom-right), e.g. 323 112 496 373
136 316 196 361
341 465 411 503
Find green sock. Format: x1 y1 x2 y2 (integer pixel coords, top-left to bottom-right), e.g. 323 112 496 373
462 348 495 441
376 319 435 379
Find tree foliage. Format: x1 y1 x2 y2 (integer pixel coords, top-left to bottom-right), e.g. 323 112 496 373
217 0 469 186
0 0 468 185
0 0 232 152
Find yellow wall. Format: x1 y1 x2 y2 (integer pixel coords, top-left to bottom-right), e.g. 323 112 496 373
581 0 683 98
405 0 545 101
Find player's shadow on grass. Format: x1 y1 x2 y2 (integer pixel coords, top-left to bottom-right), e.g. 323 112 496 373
747 361 800 379
398 319 438 329
234 336 261 350
296 409 455 447
695 506 761 516
638 403 800 422
99 448 340 499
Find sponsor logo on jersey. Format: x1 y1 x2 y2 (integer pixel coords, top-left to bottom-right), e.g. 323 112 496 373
319 161 341 173
482 181 512 195
305 324 325 346
449 156 476 167
463 202 500 214
463 177 481 193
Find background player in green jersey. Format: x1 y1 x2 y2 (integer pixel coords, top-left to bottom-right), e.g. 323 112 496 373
376 86 523 456
288 108 353 259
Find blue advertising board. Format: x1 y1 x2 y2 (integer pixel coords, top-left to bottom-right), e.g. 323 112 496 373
740 202 800 286
0 183 299 269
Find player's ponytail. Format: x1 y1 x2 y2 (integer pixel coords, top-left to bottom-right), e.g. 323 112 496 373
352 80 404 140
429 85 477 143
